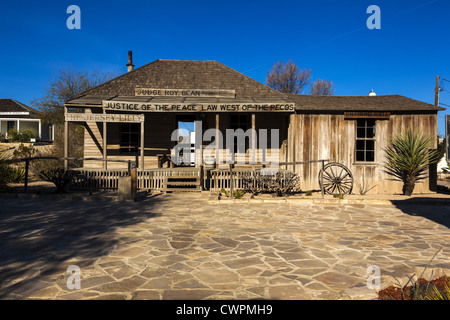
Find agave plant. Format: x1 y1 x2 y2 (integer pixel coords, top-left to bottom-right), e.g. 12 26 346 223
384 129 440 196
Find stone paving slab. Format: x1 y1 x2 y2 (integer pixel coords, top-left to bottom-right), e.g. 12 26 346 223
0 193 449 300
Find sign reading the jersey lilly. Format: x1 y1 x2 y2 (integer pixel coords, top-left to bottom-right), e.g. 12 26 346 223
65 113 145 123
102 100 295 112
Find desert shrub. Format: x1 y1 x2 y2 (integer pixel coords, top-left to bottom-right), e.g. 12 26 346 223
219 188 245 199
355 175 377 195
220 188 229 197
378 275 450 300
378 248 450 300
241 169 300 197
12 143 38 165
37 167 72 193
0 152 11 191
233 189 244 199
0 148 16 191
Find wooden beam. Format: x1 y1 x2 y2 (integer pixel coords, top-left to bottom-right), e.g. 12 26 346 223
103 109 107 170
140 120 145 169
64 106 69 171
215 113 220 168
251 113 256 167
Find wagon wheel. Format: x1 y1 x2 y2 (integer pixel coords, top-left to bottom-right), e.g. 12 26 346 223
318 163 353 195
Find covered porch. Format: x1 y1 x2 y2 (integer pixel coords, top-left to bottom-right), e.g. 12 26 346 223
0 118 41 138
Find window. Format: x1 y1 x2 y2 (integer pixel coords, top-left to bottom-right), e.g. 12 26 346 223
356 119 375 162
120 123 139 153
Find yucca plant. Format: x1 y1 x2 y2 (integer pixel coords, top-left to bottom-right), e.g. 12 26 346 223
7 166 25 183
0 149 11 192
384 129 440 196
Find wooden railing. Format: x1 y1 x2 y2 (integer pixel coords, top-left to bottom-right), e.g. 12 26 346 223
209 168 297 192
69 167 201 191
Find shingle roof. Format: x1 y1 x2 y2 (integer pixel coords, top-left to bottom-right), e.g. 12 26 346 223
287 94 443 112
81 59 286 99
70 59 444 112
0 99 42 118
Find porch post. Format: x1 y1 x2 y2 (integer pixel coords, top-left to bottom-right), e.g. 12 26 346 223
103 109 107 170
251 113 256 168
140 119 145 169
215 113 220 168
64 106 69 171
38 119 41 139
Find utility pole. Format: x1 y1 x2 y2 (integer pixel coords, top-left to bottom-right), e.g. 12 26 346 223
435 75 440 107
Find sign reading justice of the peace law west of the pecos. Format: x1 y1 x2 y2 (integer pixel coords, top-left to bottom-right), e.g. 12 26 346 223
102 101 295 112
135 88 236 98
65 113 145 123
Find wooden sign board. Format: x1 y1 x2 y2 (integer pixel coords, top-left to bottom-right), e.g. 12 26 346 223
103 100 295 112
135 88 236 98
65 113 145 123
344 112 390 119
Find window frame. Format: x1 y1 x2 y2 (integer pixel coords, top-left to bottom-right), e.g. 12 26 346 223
355 119 376 164
119 123 140 154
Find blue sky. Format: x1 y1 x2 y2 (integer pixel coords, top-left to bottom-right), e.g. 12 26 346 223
0 0 449 134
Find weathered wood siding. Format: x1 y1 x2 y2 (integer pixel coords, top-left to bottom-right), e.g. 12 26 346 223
287 112 438 194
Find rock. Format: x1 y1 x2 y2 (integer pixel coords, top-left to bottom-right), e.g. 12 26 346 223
269 285 310 300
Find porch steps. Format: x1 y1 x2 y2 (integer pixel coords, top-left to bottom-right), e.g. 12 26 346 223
163 176 201 192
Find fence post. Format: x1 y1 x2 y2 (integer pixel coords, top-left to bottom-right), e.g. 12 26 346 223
24 159 29 193
229 163 234 200
131 168 137 201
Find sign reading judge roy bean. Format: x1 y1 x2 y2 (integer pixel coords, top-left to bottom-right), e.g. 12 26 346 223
135 88 236 98
102 101 295 112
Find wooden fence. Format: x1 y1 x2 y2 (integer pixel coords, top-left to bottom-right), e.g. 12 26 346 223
69 167 202 191
209 168 296 192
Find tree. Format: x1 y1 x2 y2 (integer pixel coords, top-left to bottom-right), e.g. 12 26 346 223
266 59 311 94
310 79 335 96
384 129 440 196
31 67 116 159
32 67 116 125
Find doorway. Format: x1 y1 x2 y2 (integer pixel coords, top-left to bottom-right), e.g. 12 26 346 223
176 115 197 166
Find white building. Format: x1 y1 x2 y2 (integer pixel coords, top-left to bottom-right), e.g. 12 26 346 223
0 99 54 141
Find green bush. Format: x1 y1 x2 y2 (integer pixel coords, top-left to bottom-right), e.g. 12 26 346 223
7 128 38 143
220 188 245 199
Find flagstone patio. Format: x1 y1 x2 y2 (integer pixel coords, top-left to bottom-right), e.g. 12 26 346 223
0 193 449 300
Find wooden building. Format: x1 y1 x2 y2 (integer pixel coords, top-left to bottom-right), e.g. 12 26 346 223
64 59 443 194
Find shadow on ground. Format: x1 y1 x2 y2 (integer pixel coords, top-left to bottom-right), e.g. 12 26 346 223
0 194 166 298
391 196 450 229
